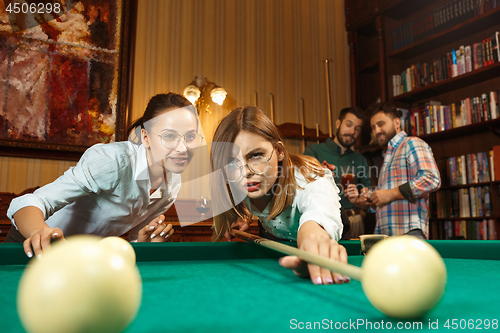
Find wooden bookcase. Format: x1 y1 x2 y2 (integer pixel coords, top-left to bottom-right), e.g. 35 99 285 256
345 0 500 239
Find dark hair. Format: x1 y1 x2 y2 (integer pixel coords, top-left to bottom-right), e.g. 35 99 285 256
127 93 195 135
338 107 365 122
367 102 403 120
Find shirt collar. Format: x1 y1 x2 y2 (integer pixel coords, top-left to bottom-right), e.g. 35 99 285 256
383 131 407 157
327 137 353 155
388 131 407 150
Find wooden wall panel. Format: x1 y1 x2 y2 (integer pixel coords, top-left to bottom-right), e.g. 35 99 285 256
0 0 350 197
0 157 75 194
132 0 350 142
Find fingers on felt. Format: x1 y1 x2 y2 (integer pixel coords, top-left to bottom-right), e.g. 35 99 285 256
279 256 309 278
318 242 338 285
279 255 301 269
304 239 348 285
338 245 351 283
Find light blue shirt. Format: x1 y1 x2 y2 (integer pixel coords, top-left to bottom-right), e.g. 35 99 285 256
7 142 180 241
245 169 343 241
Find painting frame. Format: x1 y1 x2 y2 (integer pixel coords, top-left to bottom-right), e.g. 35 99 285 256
0 0 137 161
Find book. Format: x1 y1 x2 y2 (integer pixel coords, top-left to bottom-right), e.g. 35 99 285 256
483 186 491 216
452 49 458 77
489 91 498 119
476 42 484 69
488 219 497 240
494 146 500 181
482 39 489 67
460 155 467 184
473 42 479 70
480 93 488 121
476 186 482 217
492 32 499 63
469 187 477 217
489 150 495 182
466 154 473 184
480 220 488 240
482 152 491 182
465 45 472 72
472 153 479 183
465 98 472 125
487 37 494 65
459 45 466 75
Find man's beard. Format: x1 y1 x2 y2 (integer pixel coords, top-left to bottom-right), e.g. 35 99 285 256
376 127 397 147
337 133 356 148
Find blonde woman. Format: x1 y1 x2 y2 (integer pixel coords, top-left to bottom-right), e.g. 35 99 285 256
211 106 348 285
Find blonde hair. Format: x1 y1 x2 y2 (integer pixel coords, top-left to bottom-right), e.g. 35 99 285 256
210 106 326 241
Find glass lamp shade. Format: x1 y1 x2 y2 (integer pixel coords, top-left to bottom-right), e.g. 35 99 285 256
210 87 227 106
183 85 201 105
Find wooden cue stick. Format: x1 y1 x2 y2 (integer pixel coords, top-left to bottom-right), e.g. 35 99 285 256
270 93 275 123
232 230 363 281
300 97 305 152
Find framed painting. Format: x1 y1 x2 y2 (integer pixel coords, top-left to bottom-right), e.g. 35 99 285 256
0 0 136 160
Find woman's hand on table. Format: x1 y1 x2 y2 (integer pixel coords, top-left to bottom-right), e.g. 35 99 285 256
23 227 64 259
137 215 173 242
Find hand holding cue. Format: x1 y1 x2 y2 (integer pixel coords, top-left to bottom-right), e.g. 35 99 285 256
233 231 448 320
232 230 362 281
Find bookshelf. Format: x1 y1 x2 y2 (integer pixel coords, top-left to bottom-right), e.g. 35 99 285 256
345 0 500 240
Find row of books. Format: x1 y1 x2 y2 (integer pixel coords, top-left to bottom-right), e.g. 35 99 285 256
436 151 495 187
430 219 497 240
430 186 492 219
391 0 499 52
402 92 499 136
392 32 500 96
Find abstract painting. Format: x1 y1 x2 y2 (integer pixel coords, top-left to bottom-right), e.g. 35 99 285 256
0 0 133 155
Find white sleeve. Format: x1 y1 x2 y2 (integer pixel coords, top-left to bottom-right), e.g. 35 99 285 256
296 174 343 241
7 144 125 228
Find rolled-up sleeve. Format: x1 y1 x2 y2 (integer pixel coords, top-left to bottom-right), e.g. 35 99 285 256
7 144 124 228
296 174 343 241
406 138 441 198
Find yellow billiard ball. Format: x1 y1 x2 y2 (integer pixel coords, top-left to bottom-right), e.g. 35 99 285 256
17 236 142 333
99 236 136 266
362 235 447 319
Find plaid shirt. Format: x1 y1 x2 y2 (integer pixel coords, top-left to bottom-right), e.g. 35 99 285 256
375 131 441 238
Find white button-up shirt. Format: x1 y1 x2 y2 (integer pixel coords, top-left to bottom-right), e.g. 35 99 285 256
7 142 180 241
245 169 343 241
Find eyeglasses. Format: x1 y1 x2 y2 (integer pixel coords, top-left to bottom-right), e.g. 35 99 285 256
224 149 274 182
150 132 204 149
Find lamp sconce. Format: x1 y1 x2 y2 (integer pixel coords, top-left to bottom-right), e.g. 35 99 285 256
183 76 227 113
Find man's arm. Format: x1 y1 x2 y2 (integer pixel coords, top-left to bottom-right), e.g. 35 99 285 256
401 138 441 202
371 139 440 206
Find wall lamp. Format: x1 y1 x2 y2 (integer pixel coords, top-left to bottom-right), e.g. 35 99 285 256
183 75 227 113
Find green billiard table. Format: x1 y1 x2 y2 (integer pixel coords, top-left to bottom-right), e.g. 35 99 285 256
1 240 499 332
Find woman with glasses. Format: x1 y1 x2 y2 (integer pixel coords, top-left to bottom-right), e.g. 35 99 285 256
7 93 203 258
211 106 347 285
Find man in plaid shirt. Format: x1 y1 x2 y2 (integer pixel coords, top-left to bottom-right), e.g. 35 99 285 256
368 103 441 239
